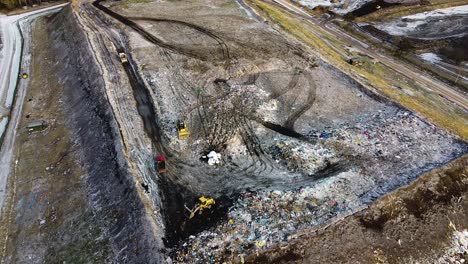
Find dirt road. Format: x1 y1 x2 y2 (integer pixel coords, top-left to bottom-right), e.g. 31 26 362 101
0 3 67 214
269 0 468 109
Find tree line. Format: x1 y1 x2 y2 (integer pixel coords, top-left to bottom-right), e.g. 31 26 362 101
0 0 61 11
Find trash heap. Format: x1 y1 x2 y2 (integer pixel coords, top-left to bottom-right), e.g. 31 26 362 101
437 229 468 263
302 110 450 163
206 151 222 166
269 140 335 175
170 110 464 263
172 184 358 263
264 111 439 178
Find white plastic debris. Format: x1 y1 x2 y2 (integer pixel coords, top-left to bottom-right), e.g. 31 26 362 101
207 151 221 166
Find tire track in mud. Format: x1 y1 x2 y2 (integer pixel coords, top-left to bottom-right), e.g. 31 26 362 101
93 0 229 61
188 73 317 176
159 50 197 109
129 17 230 60
284 71 316 130
250 70 317 134
268 71 300 100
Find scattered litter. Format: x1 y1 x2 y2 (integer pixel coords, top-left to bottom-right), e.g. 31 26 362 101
172 179 360 263
436 229 468 263
171 109 465 263
207 151 222 166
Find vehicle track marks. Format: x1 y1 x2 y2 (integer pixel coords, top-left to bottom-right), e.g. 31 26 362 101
129 17 230 61
284 71 317 130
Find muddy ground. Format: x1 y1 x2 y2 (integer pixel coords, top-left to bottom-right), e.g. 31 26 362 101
105 0 466 262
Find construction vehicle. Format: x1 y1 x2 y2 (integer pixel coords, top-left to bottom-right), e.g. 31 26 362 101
185 196 215 219
119 52 128 64
176 119 190 139
155 155 167 173
348 57 362 66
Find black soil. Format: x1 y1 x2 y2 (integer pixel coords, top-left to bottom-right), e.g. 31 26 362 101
438 35 468 64
350 0 400 17
48 6 162 263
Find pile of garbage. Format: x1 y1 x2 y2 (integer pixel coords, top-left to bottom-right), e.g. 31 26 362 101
171 181 361 263
437 229 468 264
263 110 442 178
301 110 453 165
269 140 335 175
170 110 464 263
206 151 222 166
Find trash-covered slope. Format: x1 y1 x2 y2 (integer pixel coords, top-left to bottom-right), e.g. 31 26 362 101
108 0 467 262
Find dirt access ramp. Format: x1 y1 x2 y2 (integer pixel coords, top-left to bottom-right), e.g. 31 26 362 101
247 155 468 263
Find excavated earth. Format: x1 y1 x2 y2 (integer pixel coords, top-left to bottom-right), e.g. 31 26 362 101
0 0 467 263
106 0 466 262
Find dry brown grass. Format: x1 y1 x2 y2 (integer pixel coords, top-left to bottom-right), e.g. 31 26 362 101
0 17 109 263
248 0 468 140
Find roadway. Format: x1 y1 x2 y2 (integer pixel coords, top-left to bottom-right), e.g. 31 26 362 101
0 3 68 214
269 0 468 110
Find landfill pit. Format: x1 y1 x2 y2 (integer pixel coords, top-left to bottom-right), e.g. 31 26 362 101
107 0 467 262
169 109 465 263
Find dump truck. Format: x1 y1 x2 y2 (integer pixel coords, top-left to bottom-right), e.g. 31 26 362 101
119 52 128 64
176 120 190 139
156 155 167 173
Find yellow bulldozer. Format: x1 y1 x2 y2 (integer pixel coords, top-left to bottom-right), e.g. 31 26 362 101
176 119 190 139
119 52 128 64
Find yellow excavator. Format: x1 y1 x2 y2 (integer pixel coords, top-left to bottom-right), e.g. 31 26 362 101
176 119 190 139
185 196 215 219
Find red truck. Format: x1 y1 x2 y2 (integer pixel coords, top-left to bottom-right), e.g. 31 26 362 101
156 155 167 173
